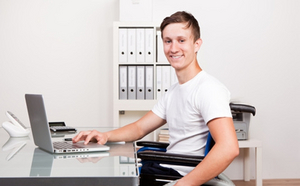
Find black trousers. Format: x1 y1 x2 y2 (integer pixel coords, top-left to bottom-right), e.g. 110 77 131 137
141 162 182 176
140 162 182 186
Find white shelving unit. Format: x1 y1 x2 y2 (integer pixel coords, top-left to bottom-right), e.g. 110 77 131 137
112 22 169 140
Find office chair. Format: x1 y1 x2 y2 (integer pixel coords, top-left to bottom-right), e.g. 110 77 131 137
137 103 256 186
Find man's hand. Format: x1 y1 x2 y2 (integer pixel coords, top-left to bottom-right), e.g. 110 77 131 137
72 130 108 145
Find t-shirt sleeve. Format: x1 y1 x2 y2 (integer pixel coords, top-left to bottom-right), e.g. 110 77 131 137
152 94 167 120
197 83 232 125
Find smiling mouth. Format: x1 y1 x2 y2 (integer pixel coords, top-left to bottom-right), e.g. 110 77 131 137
170 55 183 59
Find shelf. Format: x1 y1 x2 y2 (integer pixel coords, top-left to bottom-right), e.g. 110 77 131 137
113 22 167 133
238 139 262 148
118 62 154 65
118 62 170 65
115 21 161 28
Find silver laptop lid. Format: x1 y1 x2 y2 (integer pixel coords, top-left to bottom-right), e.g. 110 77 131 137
25 94 110 154
25 94 54 153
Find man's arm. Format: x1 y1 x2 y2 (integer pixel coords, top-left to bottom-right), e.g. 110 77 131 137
72 111 166 145
175 117 239 186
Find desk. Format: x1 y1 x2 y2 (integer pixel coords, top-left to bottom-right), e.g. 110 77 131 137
239 139 262 186
0 127 139 186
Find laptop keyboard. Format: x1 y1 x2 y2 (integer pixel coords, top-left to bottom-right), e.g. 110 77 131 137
53 141 84 149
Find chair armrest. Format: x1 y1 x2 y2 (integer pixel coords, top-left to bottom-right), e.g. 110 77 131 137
136 141 169 149
230 103 256 116
137 151 204 167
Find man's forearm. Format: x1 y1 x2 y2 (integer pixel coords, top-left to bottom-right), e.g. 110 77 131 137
105 122 144 142
176 142 239 185
176 117 239 186
106 111 165 143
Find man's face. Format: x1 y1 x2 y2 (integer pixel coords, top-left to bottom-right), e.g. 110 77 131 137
162 23 202 72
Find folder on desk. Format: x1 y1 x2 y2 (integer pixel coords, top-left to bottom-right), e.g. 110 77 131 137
127 29 136 63
156 66 162 100
119 28 127 63
128 66 137 99
137 66 145 100
145 66 154 100
162 66 171 96
145 28 154 63
119 66 128 99
136 28 145 63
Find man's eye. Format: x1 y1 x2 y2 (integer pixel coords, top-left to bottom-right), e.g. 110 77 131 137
165 40 171 43
180 40 185 43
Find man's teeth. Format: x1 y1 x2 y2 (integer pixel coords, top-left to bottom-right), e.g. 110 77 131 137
172 55 182 58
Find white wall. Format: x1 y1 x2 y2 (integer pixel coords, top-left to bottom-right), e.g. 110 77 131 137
0 0 119 127
1 0 299 181
120 0 300 180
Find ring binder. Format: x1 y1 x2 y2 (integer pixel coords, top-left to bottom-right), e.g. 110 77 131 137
137 66 145 100
119 29 128 63
119 66 128 99
145 66 154 100
128 66 137 100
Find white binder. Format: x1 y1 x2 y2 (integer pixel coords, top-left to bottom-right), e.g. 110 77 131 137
162 66 171 96
128 66 137 99
170 67 178 85
119 66 127 99
127 29 136 63
137 66 145 100
119 29 128 63
156 30 168 63
145 28 154 63
136 28 145 63
145 66 154 100
156 66 162 100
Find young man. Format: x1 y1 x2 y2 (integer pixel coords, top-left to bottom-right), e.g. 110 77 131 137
73 11 239 186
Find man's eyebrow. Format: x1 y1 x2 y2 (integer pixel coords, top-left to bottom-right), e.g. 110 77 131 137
163 35 187 39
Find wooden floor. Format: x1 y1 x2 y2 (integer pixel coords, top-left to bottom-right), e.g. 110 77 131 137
233 179 300 186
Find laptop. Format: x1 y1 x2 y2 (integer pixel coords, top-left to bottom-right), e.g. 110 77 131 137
25 94 110 154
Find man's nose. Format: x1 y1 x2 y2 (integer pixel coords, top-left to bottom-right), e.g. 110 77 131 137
170 42 179 53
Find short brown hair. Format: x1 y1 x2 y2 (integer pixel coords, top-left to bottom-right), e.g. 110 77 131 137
160 11 200 42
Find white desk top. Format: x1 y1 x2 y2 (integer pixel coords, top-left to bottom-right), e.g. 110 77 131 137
238 139 262 148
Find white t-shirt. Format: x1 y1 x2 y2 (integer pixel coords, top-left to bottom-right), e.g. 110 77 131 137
152 71 232 175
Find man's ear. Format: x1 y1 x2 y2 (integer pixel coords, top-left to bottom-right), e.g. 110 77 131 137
194 38 203 53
